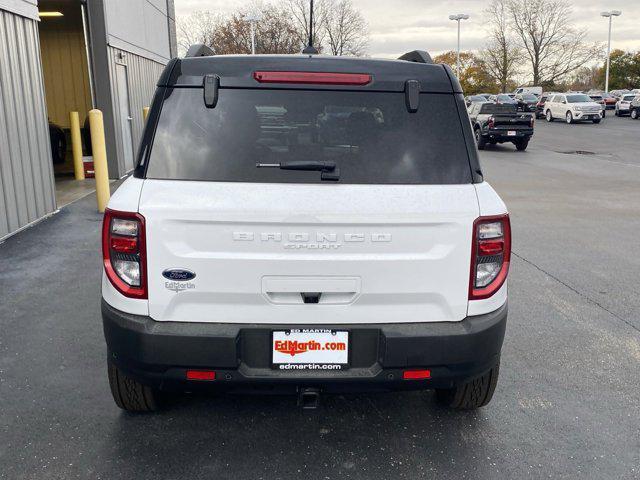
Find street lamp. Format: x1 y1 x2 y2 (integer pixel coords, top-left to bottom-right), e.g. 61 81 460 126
243 12 262 55
449 14 470 78
601 10 622 93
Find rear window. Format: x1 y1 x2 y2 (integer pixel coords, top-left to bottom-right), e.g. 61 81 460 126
480 103 517 114
145 88 472 184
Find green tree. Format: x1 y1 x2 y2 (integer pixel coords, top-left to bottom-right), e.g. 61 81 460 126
433 51 498 94
596 49 640 90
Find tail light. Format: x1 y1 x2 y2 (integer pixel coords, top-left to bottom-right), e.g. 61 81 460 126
469 214 511 300
487 116 495 128
530 116 535 127
102 209 147 299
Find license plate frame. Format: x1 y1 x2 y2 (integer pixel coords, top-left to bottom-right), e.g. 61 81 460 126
507 130 517 136
271 329 349 370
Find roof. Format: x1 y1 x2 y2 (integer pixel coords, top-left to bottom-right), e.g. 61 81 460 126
158 54 462 94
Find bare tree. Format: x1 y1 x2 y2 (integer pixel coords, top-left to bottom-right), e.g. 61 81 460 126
286 0 329 51
176 11 223 56
482 0 520 92
177 4 301 56
506 0 601 85
324 0 369 56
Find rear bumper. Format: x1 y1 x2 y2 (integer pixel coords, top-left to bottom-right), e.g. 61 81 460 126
102 300 507 393
482 129 533 141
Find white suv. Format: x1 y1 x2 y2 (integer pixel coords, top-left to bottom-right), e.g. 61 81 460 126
101 49 510 412
544 93 603 124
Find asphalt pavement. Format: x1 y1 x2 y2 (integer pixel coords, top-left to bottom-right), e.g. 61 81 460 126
0 114 638 479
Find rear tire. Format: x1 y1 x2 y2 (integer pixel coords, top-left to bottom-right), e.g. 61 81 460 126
632 109 639 120
545 110 553 122
515 138 529 151
436 362 500 410
474 128 486 150
593 119 601 124
108 361 159 412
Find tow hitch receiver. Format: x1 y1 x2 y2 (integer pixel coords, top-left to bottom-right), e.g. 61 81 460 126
298 387 321 410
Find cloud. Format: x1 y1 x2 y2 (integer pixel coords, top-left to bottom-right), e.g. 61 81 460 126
175 0 640 58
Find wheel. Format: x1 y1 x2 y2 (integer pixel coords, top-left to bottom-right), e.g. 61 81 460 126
108 361 159 412
632 109 639 120
593 119 601 124
515 138 529 151
474 128 486 150
436 362 500 410
602 109 606 118
565 111 573 124
545 110 553 122
615 108 619 116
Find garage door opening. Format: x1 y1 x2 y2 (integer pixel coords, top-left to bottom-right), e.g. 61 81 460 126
38 0 97 207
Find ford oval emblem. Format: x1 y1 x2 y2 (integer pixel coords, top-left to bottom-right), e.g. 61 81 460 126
162 269 196 281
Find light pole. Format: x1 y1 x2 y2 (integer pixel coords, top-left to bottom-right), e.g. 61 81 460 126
601 10 622 93
243 12 262 54
449 14 470 78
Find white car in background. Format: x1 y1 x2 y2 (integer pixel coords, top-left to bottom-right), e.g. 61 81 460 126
615 94 638 116
544 93 602 124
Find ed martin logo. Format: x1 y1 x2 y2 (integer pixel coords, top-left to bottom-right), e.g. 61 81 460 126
274 340 322 357
164 281 196 293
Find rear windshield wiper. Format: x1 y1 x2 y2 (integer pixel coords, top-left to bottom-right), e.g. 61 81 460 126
256 161 340 181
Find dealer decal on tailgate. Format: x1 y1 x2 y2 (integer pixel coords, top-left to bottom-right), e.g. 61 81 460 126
272 329 349 370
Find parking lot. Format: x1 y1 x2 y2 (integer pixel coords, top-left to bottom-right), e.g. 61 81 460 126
0 115 638 479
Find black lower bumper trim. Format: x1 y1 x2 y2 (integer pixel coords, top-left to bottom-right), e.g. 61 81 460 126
102 300 507 392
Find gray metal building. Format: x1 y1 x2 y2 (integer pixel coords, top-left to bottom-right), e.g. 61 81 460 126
0 0 177 239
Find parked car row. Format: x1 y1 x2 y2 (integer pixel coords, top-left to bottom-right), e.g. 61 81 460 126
467 88 640 130
615 94 640 119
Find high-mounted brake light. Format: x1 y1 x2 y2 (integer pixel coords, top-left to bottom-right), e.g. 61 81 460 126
102 209 147 299
253 71 371 86
469 214 511 300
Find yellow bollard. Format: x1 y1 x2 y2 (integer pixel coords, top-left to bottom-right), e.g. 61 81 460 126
69 111 85 180
142 106 149 121
89 109 110 212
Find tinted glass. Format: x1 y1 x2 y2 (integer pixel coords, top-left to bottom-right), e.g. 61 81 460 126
497 95 512 101
567 94 592 103
146 88 472 184
623 95 635 101
522 94 537 101
480 104 517 114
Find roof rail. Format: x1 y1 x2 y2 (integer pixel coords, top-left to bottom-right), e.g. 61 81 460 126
398 50 433 64
185 43 215 58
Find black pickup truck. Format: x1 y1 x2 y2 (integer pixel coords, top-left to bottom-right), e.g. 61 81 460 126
468 102 534 151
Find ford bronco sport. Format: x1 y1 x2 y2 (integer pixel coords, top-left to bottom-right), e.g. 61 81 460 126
102 49 510 412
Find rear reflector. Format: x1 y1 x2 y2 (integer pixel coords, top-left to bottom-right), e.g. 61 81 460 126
253 71 372 86
186 370 216 381
403 369 431 380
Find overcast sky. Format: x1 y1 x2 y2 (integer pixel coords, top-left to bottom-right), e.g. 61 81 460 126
175 0 638 58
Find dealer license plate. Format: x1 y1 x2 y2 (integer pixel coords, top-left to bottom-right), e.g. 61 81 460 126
272 329 349 370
